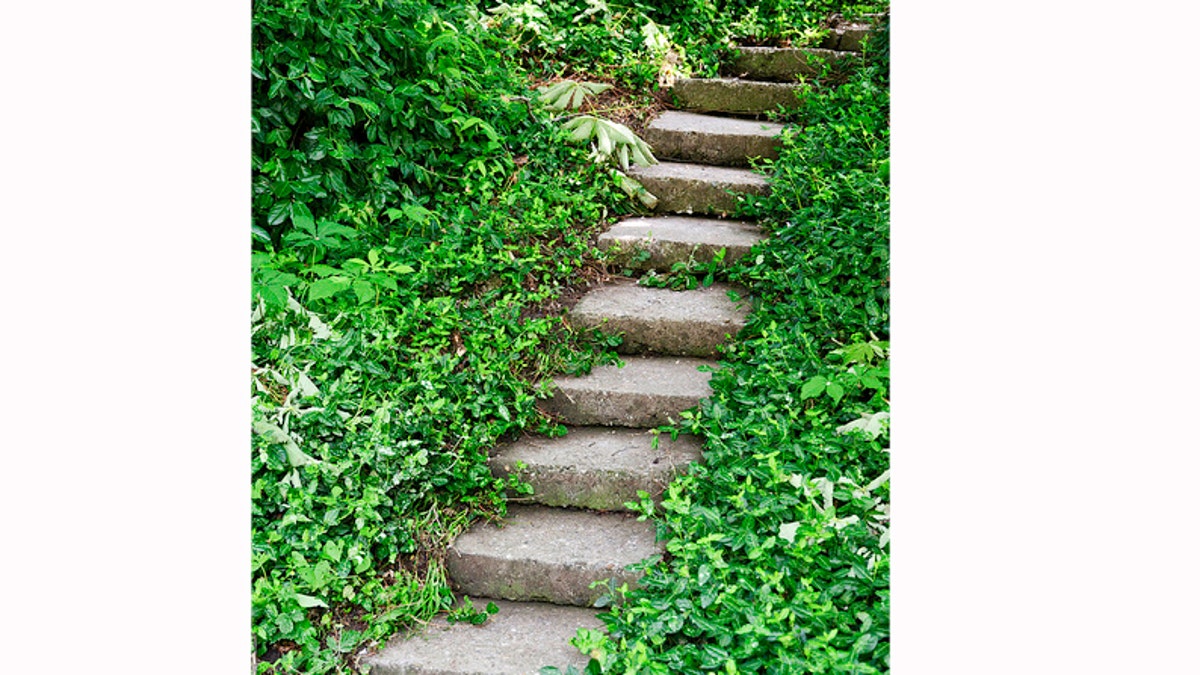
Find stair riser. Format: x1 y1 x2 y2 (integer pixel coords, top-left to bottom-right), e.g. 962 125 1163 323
821 26 871 52
446 553 644 607
365 599 600 675
645 125 780 167
446 507 659 607
489 457 699 512
599 236 755 272
673 78 803 114
635 172 768 216
598 217 765 273
539 388 707 427
731 47 854 82
569 313 743 357
490 428 702 511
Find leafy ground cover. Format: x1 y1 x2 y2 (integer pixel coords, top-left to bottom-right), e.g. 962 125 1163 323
252 1 887 672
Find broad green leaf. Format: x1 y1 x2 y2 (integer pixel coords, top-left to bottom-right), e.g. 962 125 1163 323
352 279 376 304
295 593 328 609
291 202 315 234
316 220 358 240
266 202 289 226
346 96 378 116
308 277 350 302
826 381 845 403
251 225 272 245
595 124 613 156
800 375 827 399
564 116 596 142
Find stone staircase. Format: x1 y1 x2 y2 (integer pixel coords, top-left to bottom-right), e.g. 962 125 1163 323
362 30 868 675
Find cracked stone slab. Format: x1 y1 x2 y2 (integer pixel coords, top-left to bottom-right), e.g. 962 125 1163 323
672 77 805 114
569 280 749 357
446 506 660 607
538 355 716 427
729 47 856 81
644 110 785 167
490 427 703 511
363 598 601 675
629 161 768 216
598 215 765 272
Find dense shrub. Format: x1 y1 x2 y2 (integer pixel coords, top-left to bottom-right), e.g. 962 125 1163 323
251 1 632 671
253 0 538 248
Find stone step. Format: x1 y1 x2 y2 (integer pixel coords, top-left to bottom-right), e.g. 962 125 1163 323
819 20 874 52
569 280 749 357
598 215 765 273
644 110 785 167
490 427 703 512
364 598 600 675
729 46 856 82
672 77 804 114
539 355 716 427
629 161 768 216
446 505 660 607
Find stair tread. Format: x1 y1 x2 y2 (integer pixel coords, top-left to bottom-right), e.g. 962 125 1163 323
446 505 659 606
364 598 600 675
730 46 857 81
539 355 716 427
649 110 785 137
570 280 748 357
629 161 768 215
552 355 715 397
490 427 701 511
630 160 767 187
599 215 765 273
645 111 785 167
672 77 805 114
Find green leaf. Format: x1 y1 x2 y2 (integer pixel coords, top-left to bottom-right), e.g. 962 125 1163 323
826 381 844 403
347 96 379 116
800 376 827 399
295 593 328 609
291 202 315 234
352 279 375 304
266 202 290 226
308 277 351 302
252 225 272 245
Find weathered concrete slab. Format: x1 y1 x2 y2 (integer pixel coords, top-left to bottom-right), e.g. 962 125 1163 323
644 111 785 167
491 427 702 512
629 161 768 216
598 215 765 272
569 280 749 357
730 47 856 81
820 23 873 52
446 506 660 607
364 598 600 675
539 355 716 427
672 77 804 114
